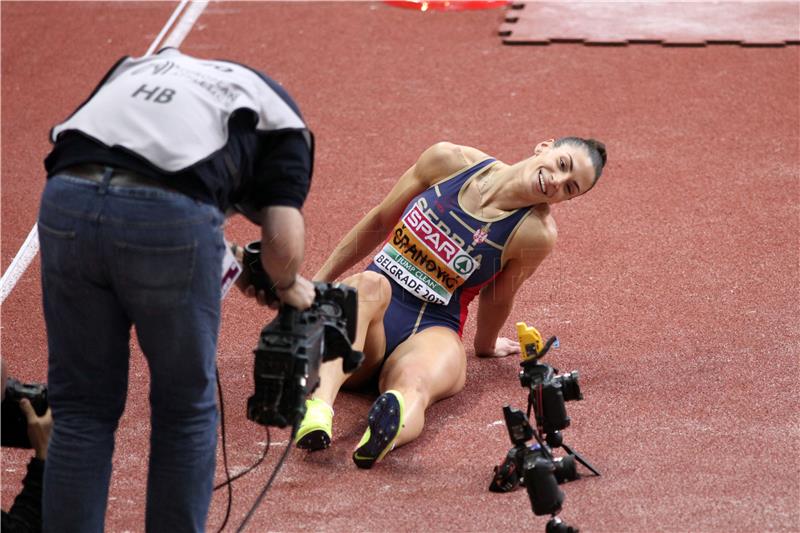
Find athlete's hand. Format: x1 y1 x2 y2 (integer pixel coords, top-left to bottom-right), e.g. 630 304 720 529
275 275 316 311
477 337 520 358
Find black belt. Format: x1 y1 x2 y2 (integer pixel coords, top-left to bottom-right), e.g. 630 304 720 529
64 164 175 192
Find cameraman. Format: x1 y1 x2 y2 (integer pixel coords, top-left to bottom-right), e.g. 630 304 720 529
38 48 315 533
1 360 53 533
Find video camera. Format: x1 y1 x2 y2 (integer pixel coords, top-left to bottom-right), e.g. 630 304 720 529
518 335 582 436
241 241 364 430
489 323 599 532
1 378 49 449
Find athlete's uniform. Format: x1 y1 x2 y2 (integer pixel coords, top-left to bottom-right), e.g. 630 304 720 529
368 158 532 356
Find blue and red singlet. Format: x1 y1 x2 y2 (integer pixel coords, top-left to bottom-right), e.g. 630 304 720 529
367 158 532 357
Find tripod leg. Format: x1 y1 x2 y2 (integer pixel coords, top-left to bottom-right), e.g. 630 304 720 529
561 443 601 476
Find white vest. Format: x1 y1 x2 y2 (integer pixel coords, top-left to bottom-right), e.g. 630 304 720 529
51 48 310 172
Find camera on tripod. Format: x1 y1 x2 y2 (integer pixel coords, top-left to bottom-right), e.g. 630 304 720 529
240 241 364 430
489 323 599 533
1 378 49 449
519 338 582 436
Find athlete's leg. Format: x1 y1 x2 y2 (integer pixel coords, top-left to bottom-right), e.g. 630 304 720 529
311 271 391 405
378 327 467 447
296 271 391 449
352 326 466 467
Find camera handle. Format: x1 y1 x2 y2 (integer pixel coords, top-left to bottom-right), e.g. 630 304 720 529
279 305 296 329
322 320 364 373
545 431 601 477
273 298 364 374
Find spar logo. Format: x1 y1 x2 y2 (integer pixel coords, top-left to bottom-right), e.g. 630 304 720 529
405 205 460 263
453 255 474 275
395 201 479 286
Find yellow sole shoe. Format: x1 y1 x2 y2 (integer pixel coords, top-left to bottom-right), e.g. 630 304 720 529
295 398 333 451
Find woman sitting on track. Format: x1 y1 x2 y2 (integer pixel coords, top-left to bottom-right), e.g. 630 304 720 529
296 137 607 468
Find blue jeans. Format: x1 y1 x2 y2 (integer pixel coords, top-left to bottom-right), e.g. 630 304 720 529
39 170 225 533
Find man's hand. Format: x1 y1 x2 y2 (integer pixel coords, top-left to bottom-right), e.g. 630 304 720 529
275 275 315 310
476 337 521 358
20 399 53 460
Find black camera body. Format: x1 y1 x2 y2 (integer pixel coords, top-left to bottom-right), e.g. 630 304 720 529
489 406 577 516
520 358 582 435
241 241 363 429
1 378 49 449
490 324 598 532
246 284 363 429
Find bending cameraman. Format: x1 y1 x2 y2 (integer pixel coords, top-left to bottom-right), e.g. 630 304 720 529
38 48 314 533
1 360 53 533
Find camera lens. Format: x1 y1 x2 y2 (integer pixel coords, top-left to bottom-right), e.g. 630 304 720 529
553 454 579 483
554 371 582 402
243 240 261 255
523 455 564 516
546 517 579 533
242 241 263 279
241 241 277 300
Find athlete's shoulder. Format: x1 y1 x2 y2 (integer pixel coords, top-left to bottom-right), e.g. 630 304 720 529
508 205 558 261
414 142 492 186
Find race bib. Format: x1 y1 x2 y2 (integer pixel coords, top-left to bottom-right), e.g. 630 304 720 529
373 202 478 305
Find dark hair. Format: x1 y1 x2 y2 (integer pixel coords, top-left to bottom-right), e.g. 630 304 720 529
554 136 607 184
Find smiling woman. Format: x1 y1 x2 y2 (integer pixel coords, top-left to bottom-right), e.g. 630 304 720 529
292 137 607 469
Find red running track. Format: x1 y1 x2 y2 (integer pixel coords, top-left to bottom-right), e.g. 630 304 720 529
2 2 798 532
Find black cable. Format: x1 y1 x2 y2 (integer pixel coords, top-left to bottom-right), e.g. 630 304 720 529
215 367 233 533
214 429 270 491
235 430 294 533
213 369 273 533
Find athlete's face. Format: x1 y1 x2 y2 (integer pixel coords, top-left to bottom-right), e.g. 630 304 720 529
525 140 597 204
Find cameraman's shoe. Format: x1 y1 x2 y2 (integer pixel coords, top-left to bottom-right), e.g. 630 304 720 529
295 398 333 451
352 390 405 469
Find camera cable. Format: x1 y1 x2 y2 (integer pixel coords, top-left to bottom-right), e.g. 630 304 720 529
214 367 234 533
214 429 271 491
235 430 294 533
212 367 271 533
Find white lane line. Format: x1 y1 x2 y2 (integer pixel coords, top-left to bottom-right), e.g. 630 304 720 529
146 0 189 56
0 226 40 305
0 1 208 305
162 1 208 49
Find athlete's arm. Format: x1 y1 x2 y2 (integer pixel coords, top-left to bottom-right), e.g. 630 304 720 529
314 142 474 281
473 213 557 357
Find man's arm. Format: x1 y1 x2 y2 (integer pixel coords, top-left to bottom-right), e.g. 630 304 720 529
259 205 315 310
315 142 474 281
243 131 316 309
473 213 557 357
